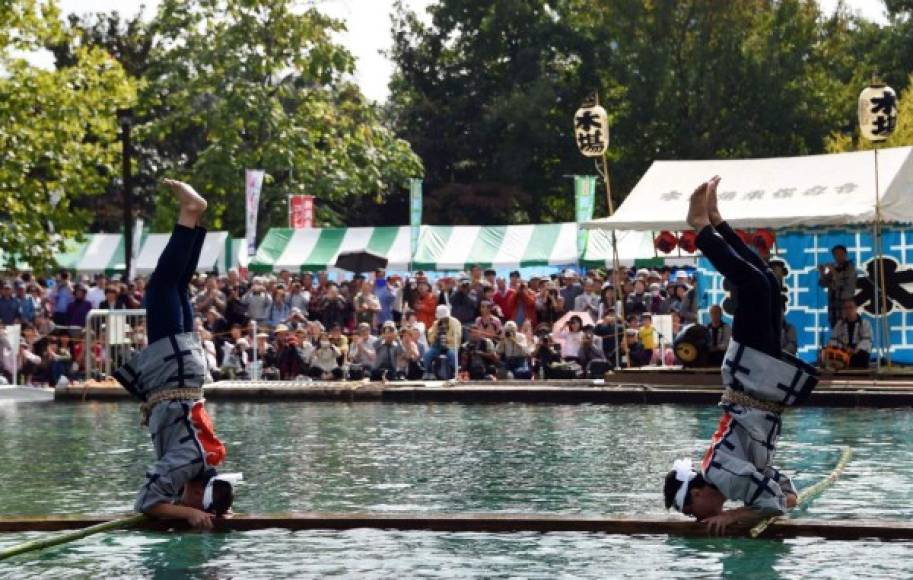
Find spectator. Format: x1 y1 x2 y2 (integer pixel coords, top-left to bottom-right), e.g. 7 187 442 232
423 305 461 380
496 321 532 379
65 285 93 328
399 323 424 379
531 330 561 378
372 321 405 380
348 322 377 377
637 313 658 361
84 274 104 308
492 277 514 321
99 286 128 310
354 280 381 330
461 324 499 380
818 245 857 328
277 334 310 380
827 300 872 369
241 278 273 326
577 326 608 378
194 275 226 314
0 282 20 324
450 278 479 329
255 332 279 376
625 279 649 317
536 281 564 325
559 270 583 306
509 277 537 326
318 284 348 331
594 308 624 365
596 284 617 320
553 314 584 360
287 280 310 315
705 305 732 366
574 278 601 320
624 328 652 367
267 287 291 329
309 332 343 380
21 284 44 323
374 271 396 327
328 323 349 364
475 301 502 336
220 336 249 380
413 281 438 329
50 271 74 326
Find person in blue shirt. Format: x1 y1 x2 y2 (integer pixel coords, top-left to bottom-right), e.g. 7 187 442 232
0 282 21 324
374 269 396 327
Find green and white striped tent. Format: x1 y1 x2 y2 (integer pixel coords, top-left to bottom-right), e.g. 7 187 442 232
135 231 241 275
249 224 698 273
2 232 244 275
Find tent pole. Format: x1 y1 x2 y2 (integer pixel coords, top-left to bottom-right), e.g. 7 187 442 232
873 146 891 372
597 152 626 370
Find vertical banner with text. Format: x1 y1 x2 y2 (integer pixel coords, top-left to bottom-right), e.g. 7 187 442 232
289 194 315 229
409 178 423 266
574 175 596 263
245 169 265 257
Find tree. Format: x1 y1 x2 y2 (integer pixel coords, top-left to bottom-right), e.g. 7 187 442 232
0 46 136 271
388 0 607 224
826 72 913 151
135 0 422 234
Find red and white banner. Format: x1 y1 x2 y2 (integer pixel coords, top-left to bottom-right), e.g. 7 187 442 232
289 194 315 229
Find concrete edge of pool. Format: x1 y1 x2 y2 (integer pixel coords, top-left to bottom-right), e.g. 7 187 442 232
53 379 913 407
2 513 912 541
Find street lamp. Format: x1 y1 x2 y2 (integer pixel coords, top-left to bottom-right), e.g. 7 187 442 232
117 108 134 281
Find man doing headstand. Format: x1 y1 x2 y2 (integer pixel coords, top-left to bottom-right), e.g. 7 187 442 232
114 179 236 529
663 176 819 535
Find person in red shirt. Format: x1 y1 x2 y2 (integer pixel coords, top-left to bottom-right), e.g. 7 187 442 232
492 276 515 320
413 281 438 329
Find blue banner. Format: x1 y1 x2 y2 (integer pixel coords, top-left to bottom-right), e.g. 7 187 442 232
696 227 912 364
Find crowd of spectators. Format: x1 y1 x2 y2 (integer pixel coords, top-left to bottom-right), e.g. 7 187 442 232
0 243 873 385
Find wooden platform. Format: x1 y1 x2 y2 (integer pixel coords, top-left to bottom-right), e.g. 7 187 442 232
54 377 913 407
0 513 911 541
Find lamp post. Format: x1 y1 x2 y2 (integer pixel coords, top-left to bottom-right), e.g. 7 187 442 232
117 108 134 282
858 77 898 371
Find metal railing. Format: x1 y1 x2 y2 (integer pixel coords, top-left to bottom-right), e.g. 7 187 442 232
84 309 148 380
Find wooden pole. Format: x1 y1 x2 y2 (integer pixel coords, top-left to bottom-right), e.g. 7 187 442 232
873 147 892 370
0 513 146 562
750 446 853 538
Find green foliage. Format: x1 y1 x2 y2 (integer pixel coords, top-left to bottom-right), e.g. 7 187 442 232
137 0 422 235
826 73 913 151
0 43 136 271
389 0 913 223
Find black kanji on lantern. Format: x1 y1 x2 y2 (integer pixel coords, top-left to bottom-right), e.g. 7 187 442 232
575 110 602 132
873 115 897 136
576 129 605 153
855 257 913 315
870 90 897 115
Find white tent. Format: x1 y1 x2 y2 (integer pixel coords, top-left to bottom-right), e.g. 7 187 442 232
134 232 232 275
584 146 913 231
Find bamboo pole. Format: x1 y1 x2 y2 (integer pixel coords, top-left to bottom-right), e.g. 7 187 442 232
0 513 146 562
750 446 853 538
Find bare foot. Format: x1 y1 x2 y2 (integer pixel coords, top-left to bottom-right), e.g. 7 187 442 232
687 181 712 231
163 178 207 227
707 175 723 226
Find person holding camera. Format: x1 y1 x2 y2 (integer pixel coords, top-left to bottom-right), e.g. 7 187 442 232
536 282 564 325
372 321 406 381
241 278 273 327
461 324 499 381
497 320 532 379
422 305 462 380
818 245 857 328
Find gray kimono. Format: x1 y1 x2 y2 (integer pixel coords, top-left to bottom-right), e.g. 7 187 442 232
701 340 819 515
114 332 223 512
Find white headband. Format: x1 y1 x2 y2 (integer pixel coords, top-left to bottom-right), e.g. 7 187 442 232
672 459 697 512
203 472 243 512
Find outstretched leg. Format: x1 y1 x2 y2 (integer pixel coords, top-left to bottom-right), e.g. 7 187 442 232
688 180 779 357
146 180 208 344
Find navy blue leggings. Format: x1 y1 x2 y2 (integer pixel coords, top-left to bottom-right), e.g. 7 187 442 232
696 222 781 358
145 225 206 344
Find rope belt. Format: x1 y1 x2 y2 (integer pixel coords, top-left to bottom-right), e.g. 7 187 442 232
720 388 786 415
140 388 204 425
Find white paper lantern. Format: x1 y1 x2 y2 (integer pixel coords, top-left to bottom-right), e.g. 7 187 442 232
858 82 898 142
574 104 609 157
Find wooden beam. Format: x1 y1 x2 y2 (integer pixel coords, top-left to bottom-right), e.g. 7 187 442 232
1 513 912 540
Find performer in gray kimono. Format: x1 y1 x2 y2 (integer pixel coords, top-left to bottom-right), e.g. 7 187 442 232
664 176 819 535
114 179 234 529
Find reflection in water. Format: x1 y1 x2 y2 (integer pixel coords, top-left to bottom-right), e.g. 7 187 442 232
0 402 912 577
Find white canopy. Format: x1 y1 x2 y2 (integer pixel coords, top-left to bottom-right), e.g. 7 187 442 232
584 146 913 231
